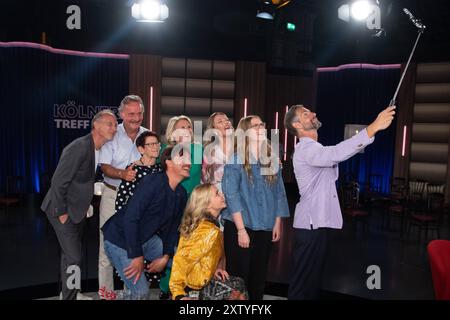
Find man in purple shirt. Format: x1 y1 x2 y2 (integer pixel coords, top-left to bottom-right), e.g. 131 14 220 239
284 104 396 299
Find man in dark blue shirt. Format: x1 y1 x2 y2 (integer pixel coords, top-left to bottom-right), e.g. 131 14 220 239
102 146 190 299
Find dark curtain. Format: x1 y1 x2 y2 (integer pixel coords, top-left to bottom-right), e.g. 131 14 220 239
0 45 129 193
315 66 400 193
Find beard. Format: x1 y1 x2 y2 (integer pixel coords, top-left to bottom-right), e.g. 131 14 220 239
313 118 322 129
303 118 322 130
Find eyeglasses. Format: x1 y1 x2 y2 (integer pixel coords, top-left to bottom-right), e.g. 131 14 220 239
249 122 266 129
144 142 160 148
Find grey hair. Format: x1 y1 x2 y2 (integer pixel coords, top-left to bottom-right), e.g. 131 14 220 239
118 95 144 113
91 109 116 129
284 104 304 136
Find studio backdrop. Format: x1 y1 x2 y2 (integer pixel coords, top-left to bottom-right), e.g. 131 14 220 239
0 42 129 193
315 64 401 193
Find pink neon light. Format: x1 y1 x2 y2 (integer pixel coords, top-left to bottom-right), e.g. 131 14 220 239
149 86 154 131
294 136 298 148
402 125 407 157
0 41 129 59
317 63 401 72
284 105 288 161
244 98 248 117
275 112 279 130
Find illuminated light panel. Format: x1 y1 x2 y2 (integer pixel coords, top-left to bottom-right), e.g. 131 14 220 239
402 125 407 157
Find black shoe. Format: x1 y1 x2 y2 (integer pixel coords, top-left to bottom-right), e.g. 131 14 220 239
159 290 170 300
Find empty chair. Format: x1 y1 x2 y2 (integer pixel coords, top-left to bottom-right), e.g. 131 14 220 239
390 177 407 201
384 177 408 236
427 240 450 300
407 180 427 213
365 173 390 210
340 181 369 234
407 189 445 242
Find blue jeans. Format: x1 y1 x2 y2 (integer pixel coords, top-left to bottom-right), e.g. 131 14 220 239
104 236 172 300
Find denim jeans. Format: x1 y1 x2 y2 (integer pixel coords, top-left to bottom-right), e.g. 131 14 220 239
104 235 172 300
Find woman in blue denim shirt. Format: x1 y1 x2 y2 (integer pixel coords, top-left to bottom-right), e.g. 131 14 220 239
221 115 290 300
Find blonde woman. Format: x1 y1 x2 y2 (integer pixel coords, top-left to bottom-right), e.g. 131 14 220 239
161 115 203 196
221 115 290 300
170 183 247 300
202 112 234 191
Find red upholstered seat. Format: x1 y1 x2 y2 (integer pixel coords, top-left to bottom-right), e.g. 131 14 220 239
0 198 20 206
345 209 369 217
427 240 450 300
388 205 403 213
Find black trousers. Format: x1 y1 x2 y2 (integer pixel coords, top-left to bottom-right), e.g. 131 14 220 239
223 220 273 300
47 213 85 300
287 227 328 300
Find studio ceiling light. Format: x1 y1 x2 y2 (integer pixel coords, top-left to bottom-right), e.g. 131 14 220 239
338 0 381 30
256 1 275 20
351 1 371 21
131 0 169 23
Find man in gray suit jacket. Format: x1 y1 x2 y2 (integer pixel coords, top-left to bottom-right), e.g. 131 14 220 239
41 109 117 300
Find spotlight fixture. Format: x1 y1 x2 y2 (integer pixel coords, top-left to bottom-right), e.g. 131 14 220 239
256 1 275 20
351 1 371 21
131 0 169 23
338 0 381 30
256 0 291 20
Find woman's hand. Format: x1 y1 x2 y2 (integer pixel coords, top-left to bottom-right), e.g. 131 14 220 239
272 217 281 242
238 229 250 248
214 268 230 281
124 256 144 284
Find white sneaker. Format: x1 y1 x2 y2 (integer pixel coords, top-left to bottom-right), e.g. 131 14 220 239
76 292 94 300
59 292 94 300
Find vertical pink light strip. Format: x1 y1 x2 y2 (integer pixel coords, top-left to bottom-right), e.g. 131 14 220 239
244 98 248 117
284 105 288 161
402 125 407 157
294 136 298 148
275 112 279 130
149 86 153 131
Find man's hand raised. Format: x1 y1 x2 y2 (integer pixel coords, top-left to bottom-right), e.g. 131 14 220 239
367 106 396 138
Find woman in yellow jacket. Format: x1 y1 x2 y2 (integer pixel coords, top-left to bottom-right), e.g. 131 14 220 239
169 183 229 300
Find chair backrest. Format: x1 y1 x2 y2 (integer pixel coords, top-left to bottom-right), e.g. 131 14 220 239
426 183 446 196
428 193 445 214
409 180 426 198
340 182 360 209
427 240 450 300
390 177 407 197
